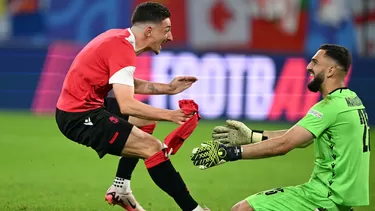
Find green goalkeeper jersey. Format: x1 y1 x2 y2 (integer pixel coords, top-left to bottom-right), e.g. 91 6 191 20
297 88 370 206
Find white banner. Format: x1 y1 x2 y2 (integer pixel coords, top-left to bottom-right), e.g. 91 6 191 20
187 0 250 48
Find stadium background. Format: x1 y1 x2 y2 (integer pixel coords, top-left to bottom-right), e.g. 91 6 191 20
0 0 374 210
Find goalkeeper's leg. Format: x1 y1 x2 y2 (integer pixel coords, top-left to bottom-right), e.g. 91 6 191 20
231 183 347 211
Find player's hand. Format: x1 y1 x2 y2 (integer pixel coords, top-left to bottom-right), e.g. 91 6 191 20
168 76 198 95
191 140 242 170
168 109 192 125
212 120 264 146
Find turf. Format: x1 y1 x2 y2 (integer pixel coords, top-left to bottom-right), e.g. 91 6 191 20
0 112 373 211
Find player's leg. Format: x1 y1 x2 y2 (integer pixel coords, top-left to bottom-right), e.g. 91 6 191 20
104 97 157 210
231 200 253 211
106 119 157 210
100 110 206 211
128 116 157 129
105 97 156 181
118 126 205 211
56 107 207 210
120 116 157 181
114 117 156 181
115 116 156 181
55 107 145 211
231 185 340 211
105 97 157 177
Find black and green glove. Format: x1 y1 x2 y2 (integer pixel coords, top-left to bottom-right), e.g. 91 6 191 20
191 140 243 170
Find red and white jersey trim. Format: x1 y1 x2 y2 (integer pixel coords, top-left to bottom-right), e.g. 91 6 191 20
109 66 135 86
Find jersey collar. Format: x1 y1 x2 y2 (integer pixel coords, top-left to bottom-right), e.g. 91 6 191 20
126 28 136 50
328 87 348 95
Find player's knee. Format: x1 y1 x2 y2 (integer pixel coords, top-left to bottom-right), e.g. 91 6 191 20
231 203 239 211
121 128 162 158
231 200 254 211
141 136 163 158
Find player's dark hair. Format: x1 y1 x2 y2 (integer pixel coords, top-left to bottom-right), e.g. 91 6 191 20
131 2 171 25
319 44 351 72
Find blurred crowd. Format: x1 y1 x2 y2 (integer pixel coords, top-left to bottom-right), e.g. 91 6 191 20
0 0 374 57
0 0 46 41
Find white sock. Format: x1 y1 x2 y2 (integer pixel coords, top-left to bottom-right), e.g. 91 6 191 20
113 177 131 193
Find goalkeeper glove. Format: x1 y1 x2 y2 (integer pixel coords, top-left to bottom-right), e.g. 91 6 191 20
191 140 242 169
212 120 267 146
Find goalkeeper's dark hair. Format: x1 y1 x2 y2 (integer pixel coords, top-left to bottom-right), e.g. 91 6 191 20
319 44 351 72
131 2 171 25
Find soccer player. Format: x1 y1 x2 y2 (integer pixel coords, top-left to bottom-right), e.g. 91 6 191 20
191 44 370 211
55 2 209 211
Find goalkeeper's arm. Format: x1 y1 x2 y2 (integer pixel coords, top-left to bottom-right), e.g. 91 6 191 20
241 125 314 159
212 120 313 148
263 130 287 139
262 129 313 148
191 125 315 169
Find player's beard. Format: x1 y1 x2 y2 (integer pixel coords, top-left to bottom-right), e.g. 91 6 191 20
307 71 324 93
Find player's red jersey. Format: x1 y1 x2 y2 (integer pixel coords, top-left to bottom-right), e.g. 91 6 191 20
57 28 137 112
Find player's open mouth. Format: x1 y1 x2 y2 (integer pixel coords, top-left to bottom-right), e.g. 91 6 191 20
308 70 314 81
160 40 167 49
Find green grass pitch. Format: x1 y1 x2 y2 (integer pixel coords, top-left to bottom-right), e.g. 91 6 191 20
0 112 373 211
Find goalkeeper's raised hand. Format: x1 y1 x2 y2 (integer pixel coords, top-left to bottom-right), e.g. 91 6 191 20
211 120 267 146
190 140 242 169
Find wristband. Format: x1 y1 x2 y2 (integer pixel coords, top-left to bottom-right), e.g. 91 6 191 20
251 129 268 142
226 146 243 161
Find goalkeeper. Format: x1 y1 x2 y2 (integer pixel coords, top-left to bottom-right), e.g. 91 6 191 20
191 45 370 211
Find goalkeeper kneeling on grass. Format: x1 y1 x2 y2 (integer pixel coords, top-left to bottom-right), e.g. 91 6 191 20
191 45 370 211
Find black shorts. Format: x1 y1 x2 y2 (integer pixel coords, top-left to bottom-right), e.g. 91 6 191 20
104 97 129 121
55 101 133 158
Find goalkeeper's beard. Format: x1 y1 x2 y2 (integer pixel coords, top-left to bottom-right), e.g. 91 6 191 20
307 71 324 93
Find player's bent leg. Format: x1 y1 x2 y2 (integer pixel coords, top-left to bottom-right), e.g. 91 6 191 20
101 113 151 210
231 200 254 211
104 97 157 210
244 185 340 211
120 126 162 159
107 121 157 210
121 127 204 210
107 117 157 210
100 110 204 210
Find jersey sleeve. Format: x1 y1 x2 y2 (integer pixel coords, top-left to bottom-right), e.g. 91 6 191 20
107 43 136 86
297 102 337 138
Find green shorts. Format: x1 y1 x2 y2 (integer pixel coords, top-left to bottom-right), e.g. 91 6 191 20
246 182 352 211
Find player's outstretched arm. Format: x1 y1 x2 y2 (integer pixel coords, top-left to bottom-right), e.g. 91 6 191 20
263 130 288 139
212 120 312 148
240 125 314 159
134 76 197 95
192 125 314 169
113 83 190 124
263 129 313 148
133 78 172 95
